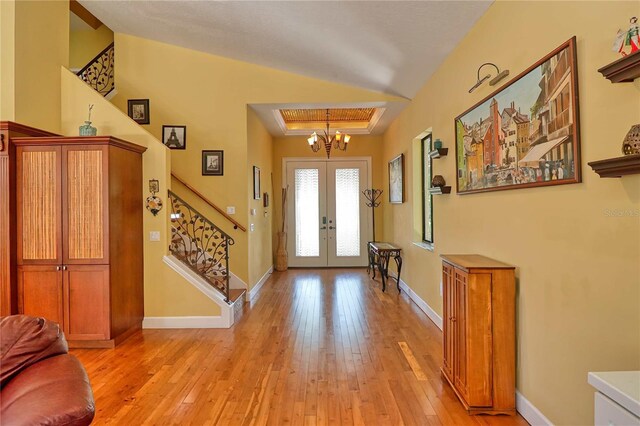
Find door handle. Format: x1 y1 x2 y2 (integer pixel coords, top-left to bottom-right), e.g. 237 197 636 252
320 226 327 230
328 226 335 230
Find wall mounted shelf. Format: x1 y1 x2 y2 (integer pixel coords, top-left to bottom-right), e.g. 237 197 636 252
598 52 640 83
429 148 449 159
588 154 640 178
428 186 451 195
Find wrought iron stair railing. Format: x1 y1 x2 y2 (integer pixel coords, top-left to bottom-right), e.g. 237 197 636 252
76 42 115 97
168 190 234 303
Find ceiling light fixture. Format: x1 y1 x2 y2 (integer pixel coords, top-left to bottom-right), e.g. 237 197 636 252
307 109 351 158
468 62 510 93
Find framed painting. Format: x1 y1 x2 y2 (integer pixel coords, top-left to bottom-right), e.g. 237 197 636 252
388 153 404 204
455 37 581 194
162 125 186 150
253 166 261 200
202 150 223 176
127 99 150 125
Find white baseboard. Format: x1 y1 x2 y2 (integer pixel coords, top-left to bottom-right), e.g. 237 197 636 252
516 391 553 425
249 265 273 300
392 275 443 330
143 315 229 329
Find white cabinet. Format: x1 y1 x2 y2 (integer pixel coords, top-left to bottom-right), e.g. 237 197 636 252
589 371 640 426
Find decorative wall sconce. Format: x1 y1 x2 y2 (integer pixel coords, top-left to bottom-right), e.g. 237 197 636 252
146 179 163 216
468 63 510 93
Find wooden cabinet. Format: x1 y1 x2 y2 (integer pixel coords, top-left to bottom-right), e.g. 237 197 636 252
441 254 516 415
0 122 58 316
14 136 146 348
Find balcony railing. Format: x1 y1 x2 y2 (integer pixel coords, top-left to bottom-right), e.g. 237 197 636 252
547 109 571 135
168 190 234 303
546 51 569 94
76 42 114 97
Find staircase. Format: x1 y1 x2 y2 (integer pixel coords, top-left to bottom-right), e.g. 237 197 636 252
74 44 247 328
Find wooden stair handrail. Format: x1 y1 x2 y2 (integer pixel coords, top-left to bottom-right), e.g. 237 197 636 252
171 172 247 232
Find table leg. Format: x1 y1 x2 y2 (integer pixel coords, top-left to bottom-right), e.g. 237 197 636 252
394 254 403 293
378 252 390 292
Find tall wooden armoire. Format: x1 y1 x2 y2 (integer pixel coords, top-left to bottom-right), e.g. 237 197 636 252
13 136 147 348
0 122 59 316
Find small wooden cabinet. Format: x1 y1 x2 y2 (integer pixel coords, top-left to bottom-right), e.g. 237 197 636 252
441 254 516 415
14 136 146 348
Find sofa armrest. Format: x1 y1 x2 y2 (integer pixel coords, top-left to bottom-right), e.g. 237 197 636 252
0 354 95 426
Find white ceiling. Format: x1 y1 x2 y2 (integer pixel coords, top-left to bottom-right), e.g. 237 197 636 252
79 0 492 134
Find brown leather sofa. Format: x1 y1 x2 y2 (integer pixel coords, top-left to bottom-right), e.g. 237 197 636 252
0 315 95 425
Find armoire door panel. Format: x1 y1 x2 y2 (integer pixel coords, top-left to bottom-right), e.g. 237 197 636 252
17 147 62 264
442 263 454 381
18 265 63 326
466 272 493 407
63 147 108 264
64 265 110 340
454 270 469 401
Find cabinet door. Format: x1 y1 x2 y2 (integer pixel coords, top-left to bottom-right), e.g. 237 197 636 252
442 262 455 381
64 265 110 340
453 269 469 402
466 272 493 407
62 146 109 265
16 146 63 265
18 265 64 326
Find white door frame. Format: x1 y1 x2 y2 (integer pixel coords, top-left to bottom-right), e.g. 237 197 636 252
282 157 373 267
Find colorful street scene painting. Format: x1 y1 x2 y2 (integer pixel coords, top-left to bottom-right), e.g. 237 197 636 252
455 38 581 194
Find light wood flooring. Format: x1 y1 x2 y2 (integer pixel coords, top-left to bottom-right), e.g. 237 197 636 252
72 269 529 425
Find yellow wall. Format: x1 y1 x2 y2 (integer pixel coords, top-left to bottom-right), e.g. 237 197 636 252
381 2 640 424
272 134 385 253
60 68 220 317
109 33 402 285
0 0 16 121
247 108 273 287
6 0 68 133
69 22 113 70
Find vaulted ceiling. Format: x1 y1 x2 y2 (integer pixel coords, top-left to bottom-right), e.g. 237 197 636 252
79 1 492 100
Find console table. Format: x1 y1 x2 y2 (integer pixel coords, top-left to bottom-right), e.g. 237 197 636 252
367 242 402 292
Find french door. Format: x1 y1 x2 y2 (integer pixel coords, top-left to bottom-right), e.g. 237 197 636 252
286 159 370 267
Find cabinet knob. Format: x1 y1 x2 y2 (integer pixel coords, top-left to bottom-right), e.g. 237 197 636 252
56 266 61 271
63 266 67 270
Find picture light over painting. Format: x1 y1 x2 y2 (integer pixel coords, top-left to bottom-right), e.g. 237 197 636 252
469 62 510 93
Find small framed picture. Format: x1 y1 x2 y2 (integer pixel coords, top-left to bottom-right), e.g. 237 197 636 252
389 153 404 204
253 166 261 200
202 150 224 176
162 125 186 149
127 99 150 125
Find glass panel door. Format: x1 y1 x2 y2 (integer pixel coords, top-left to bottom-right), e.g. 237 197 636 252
286 162 327 267
327 161 369 267
286 159 370 268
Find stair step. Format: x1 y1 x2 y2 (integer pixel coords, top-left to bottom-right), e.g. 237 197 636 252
229 289 246 303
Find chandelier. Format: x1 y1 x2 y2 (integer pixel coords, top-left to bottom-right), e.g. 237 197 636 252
307 109 351 158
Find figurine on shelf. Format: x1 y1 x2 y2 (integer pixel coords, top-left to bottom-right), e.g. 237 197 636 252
613 16 639 57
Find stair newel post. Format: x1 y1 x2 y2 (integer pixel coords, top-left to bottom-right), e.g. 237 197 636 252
362 189 383 243
225 236 230 303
